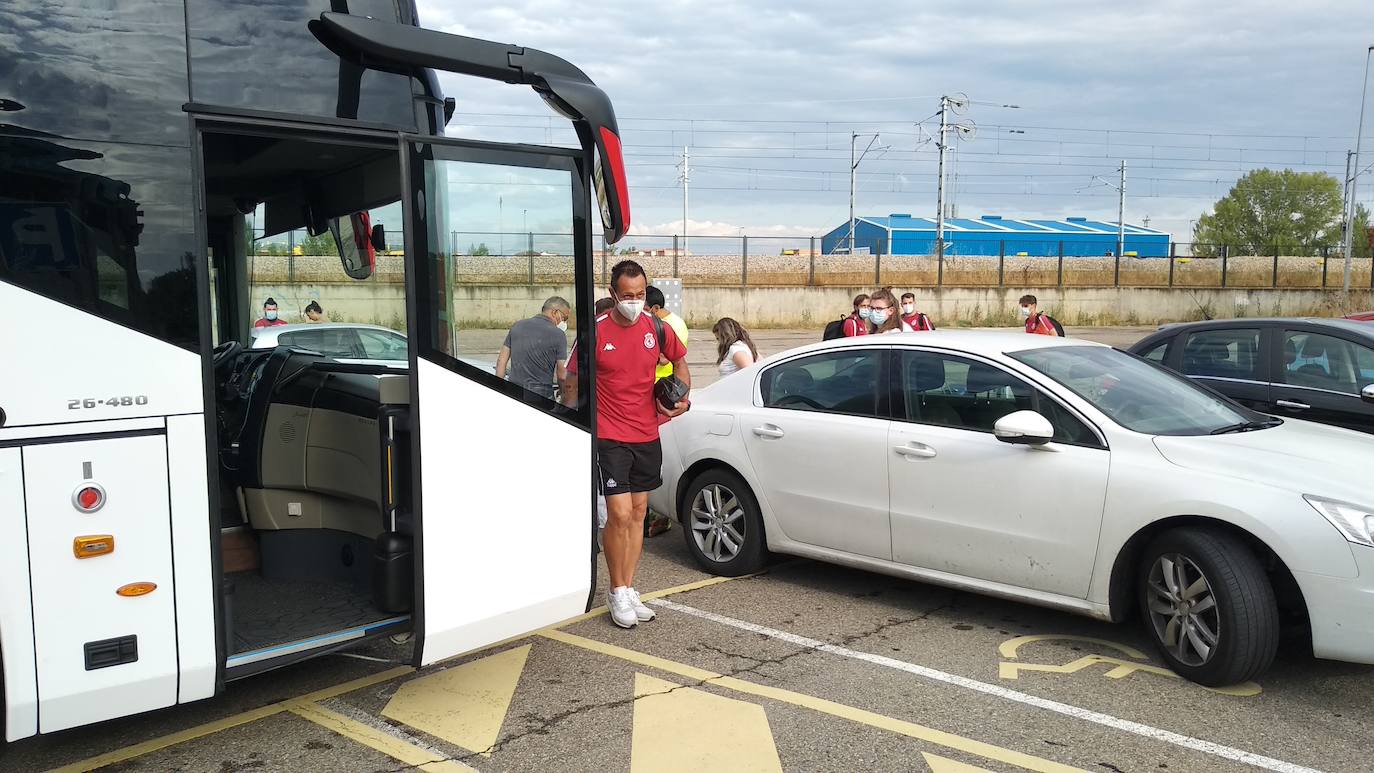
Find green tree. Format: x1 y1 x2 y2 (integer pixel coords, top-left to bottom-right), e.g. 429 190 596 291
469 242 491 256
1192 169 1370 257
298 231 337 256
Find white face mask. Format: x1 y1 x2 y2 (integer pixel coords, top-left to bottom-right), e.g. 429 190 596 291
617 299 645 323
858 308 872 320
1018 306 1032 319
869 308 889 325
557 320 568 332
901 303 915 315
265 309 278 321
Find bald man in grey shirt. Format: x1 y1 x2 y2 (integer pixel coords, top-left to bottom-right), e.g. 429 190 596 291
496 296 571 399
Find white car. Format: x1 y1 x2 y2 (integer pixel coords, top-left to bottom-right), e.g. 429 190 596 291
250 322 408 367
249 323 496 374
650 331 1374 685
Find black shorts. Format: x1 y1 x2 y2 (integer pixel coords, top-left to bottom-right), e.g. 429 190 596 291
597 438 663 495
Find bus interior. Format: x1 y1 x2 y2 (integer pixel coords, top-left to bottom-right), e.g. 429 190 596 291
201 128 415 674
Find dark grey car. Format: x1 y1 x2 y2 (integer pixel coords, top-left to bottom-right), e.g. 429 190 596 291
1128 318 1374 434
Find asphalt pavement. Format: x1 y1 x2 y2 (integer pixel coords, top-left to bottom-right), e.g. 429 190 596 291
10 528 1371 773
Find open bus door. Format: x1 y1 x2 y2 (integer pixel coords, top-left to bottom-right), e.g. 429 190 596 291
310 12 631 664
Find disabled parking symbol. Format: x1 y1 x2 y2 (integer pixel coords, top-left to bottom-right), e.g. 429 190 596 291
996 634 1261 696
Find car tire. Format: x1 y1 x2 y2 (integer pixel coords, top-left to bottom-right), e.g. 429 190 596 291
680 468 767 577
1136 528 1279 686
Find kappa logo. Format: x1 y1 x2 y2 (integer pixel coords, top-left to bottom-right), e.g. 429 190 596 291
604 342 616 351
605 478 618 488
643 332 656 349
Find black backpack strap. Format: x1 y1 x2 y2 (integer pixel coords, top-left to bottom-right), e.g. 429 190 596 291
652 314 666 351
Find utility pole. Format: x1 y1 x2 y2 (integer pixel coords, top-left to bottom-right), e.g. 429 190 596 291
849 132 857 254
1117 159 1127 259
1343 45 1373 294
935 96 949 259
845 132 882 253
678 146 690 258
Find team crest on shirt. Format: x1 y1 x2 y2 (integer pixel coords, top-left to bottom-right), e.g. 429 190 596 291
643 332 656 349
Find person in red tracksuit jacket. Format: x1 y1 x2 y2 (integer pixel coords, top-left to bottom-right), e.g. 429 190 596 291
843 293 871 337
1018 294 1061 336
899 292 936 331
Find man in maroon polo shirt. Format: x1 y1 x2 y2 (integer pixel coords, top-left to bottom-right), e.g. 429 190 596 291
563 260 690 628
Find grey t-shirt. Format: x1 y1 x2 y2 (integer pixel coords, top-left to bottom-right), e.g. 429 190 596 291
503 315 568 398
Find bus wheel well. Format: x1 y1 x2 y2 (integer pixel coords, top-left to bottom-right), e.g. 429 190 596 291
1108 516 1309 639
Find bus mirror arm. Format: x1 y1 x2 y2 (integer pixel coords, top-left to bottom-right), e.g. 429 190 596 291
311 12 630 242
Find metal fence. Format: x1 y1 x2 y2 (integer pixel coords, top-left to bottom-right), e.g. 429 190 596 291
249 228 1374 290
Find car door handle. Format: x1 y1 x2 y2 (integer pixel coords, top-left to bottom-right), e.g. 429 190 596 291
1276 399 1310 410
894 443 937 459
752 425 785 439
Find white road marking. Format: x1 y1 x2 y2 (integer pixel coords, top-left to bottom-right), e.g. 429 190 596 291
650 598 1322 773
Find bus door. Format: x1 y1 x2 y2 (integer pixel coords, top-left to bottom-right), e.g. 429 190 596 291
401 140 596 665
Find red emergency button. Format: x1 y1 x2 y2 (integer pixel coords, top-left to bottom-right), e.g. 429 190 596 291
73 484 107 513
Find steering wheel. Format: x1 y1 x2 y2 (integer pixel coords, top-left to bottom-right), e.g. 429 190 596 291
775 394 826 410
212 340 243 372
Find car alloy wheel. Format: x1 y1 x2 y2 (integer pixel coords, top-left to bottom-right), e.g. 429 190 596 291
1145 553 1220 667
690 483 746 563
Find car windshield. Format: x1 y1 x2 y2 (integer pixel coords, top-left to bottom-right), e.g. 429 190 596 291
1009 346 1274 436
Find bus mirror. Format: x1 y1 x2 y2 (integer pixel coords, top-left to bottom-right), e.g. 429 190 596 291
371 223 387 252
328 212 376 281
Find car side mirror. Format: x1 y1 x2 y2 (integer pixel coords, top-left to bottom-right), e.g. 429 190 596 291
994 411 1055 446
1362 384 1374 404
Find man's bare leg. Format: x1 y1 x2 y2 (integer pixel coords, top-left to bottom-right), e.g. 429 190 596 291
625 491 650 585
603 492 639 589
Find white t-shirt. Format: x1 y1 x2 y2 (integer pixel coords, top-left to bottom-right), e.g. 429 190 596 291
718 340 754 376
880 320 916 334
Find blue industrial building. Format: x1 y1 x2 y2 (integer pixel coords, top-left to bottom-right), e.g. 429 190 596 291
821 215 1171 257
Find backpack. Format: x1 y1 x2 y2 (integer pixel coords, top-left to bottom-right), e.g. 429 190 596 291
822 315 847 341
1047 315 1066 336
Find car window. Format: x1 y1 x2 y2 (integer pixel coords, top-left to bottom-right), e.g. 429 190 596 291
760 350 881 418
357 329 408 361
901 351 1033 432
1012 347 1260 436
278 328 364 358
1281 331 1370 395
1137 339 1170 364
1181 328 1261 380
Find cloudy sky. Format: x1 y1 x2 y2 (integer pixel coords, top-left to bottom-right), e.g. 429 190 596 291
416 0 1374 244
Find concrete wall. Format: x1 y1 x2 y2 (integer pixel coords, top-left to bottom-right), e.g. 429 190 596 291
249 280 1374 330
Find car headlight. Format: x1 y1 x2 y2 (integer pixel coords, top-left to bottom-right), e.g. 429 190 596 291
1305 496 1374 548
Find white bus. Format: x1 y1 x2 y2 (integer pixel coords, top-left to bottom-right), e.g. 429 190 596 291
0 3 629 740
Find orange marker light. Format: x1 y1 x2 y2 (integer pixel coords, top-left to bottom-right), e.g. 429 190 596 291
73 535 115 558
116 582 157 597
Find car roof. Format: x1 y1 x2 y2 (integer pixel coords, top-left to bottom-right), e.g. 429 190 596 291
1150 317 1374 339
252 322 401 338
755 330 1102 367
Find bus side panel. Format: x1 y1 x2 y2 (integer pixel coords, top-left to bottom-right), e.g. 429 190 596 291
168 414 216 704
0 447 38 742
25 435 178 733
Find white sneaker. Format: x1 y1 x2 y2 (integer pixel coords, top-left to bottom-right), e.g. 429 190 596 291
608 589 638 629
627 588 656 622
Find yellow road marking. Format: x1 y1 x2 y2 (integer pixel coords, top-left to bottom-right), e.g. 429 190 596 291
631 673 783 773
383 644 531 757
288 702 476 772
998 635 1260 697
999 635 1149 661
923 751 997 772
540 629 1085 773
50 666 413 773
